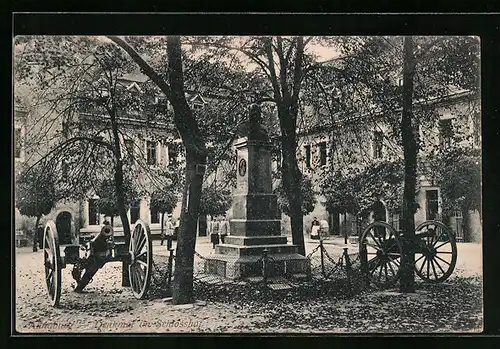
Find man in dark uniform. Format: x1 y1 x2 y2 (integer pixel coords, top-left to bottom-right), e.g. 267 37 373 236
33 223 43 252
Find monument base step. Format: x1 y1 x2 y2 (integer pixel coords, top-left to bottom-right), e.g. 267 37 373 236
215 243 298 256
203 252 311 280
267 283 293 291
224 235 287 246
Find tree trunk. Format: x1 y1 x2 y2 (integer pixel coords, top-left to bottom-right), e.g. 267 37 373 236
281 137 306 256
111 216 114 226
462 207 471 242
161 212 165 236
34 215 42 249
109 35 208 303
109 105 132 287
115 167 131 287
399 36 418 293
172 149 206 304
262 37 306 256
167 36 208 304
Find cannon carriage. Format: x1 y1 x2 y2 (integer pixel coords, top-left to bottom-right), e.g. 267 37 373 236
359 220 458 287
42 210 153 307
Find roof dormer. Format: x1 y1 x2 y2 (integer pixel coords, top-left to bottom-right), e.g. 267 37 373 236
189 93 207 105
126 82 143 93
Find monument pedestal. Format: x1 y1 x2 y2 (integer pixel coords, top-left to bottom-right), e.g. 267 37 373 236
204 236 310 279
204 107 310 280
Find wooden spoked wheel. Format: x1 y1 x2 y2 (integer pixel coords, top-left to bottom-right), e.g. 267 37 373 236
128 220 152 299
360 221 403 287
43 221 62 307
414 220 457 283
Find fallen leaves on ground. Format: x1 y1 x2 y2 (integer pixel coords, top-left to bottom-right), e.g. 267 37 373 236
15 248 482 333
245 275 482 333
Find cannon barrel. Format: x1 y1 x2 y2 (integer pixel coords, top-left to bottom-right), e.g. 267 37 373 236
90 225 114 252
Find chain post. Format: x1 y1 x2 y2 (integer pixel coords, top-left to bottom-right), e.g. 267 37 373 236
319 239 325 277
167 247 174 294
343 247 352 296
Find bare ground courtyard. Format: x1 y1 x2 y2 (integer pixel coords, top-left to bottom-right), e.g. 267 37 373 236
14 239 482 334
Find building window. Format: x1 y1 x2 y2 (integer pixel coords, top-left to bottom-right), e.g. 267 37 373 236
390 207 404 232
373 131 383 159
124 139 134 158
454 210 464 241
61 160 69 179
273 148 282 172
439 119 453 150
192 103 204 111
150 206 160 224
88 199 99 225
426 190 439 220
391 212 400 232
146 140 157 165
14 127 22 159
304 145 311 168
168 145 178 166
319 142 327 166
155 96 168 106
155 96 169 113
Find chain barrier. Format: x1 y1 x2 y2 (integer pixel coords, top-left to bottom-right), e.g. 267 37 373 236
148 239 369 302
306 244 322 259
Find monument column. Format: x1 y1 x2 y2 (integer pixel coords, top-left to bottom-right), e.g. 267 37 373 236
204 104 310 279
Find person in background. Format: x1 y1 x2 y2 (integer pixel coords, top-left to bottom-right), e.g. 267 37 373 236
174 218 180 240
219 213 230 244
310 217 320 240
319 218 329 240
37 224 44 250
32 226 39 252
162 214 174 249
210 215 220 252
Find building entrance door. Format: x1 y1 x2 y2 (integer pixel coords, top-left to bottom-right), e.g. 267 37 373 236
373 200 387 222
56 211 73 245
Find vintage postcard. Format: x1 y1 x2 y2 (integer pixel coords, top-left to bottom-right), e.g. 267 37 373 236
13 31 482 334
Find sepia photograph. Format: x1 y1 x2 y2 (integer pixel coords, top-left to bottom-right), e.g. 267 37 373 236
13 34 482 334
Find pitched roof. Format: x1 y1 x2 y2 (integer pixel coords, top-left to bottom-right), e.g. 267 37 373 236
119 72 149 83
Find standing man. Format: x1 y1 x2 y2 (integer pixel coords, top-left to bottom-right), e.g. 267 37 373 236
219 214 230 244
210 215 220 252
32 226 39 252
174 218 180 240
37 224 44 250
162 214 175 249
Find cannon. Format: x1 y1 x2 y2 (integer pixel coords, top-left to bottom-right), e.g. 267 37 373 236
42 210 153 307
359 220 458 287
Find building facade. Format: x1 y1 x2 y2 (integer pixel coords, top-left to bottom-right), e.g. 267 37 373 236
15 72 481 242
14 73 207 236
296 90 481 242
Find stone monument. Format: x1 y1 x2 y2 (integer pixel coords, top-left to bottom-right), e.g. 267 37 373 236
204 104 310 279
